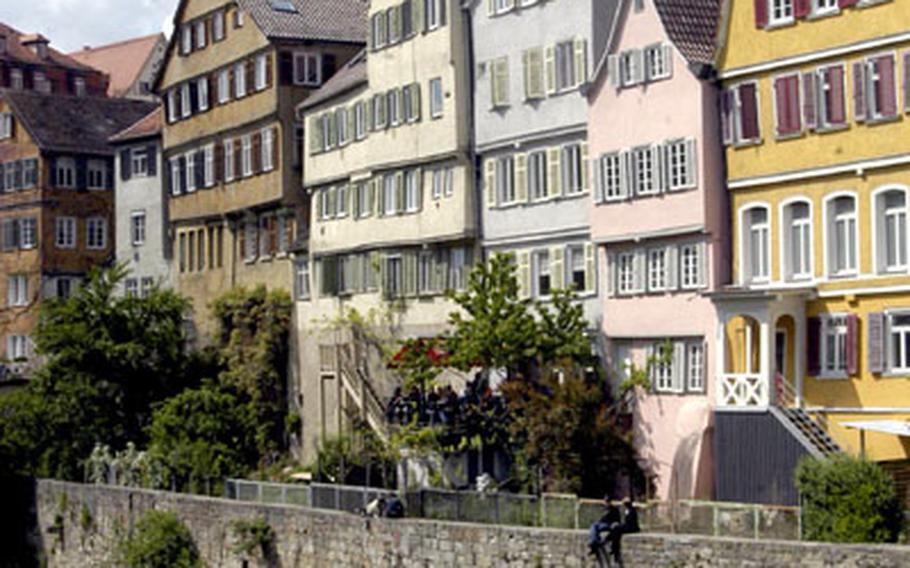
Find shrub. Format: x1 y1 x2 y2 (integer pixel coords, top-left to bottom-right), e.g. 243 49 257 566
119 510 200 568
795 454 903 543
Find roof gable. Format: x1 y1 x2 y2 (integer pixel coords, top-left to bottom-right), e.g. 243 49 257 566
69 34 166 97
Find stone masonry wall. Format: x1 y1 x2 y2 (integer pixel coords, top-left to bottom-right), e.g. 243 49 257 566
32 480 910 567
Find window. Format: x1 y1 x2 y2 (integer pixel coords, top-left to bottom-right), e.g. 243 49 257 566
86 217 106 250
387 6 402 44
617 252 636 295
666 139 696 191
889 313 910 373
648 248 667 292
131 148 149 176
355 102 367 140
34 72 51 94
744 207 770 283
244 221 258 262
385 255 403 297
828 196 857 276
429 78 443 118
56 278 74 300
722 83 761 145
261 129 274 172
535 250 551 297
680 244 702 289
418 252 434 294
218 69 231 104
125 278 138 298
241 135 253 177
195 20 207 49
490 57 509 107
865 55 898 121
383 174 398 215
131 212 146 246
372 94 387 130
814 0 837 15
523 47 545 99
141 278 154 298
197 77 209 111
55 217 75 249
372 12 387 49
784 202 812 280
821 315 848 376
213 10 226 41
425 0 441 30
493 0 514 14
224 140 235 182
619 50 641 87
644 44 669 81
773 74 801 137
817 65 846 128
234 62 247 98
496 156 516 204
295 259 311 300
554 41 576 92
180 24 192 55
204 144 215 186
55 158 76 188
336 185 349 218
561 144 583 195
10 69 23 90
0 113 13 139
878 190 907 273
403 84 419 122
633 146 655 196
186 152 197 193
7 335 28 360
294 52 321 86
356 182 371 218
255 54 268 91
170 158 182 195
598 153 623 202
769 0 794 25
181 84 191 118
402 0 414 37
651 343 674 393
388 90 400 126
19 218 36 249
568 245 586 291
87 160 107 190
23 159 37 188
234 8 245 27
319 188 333 220
7 274 27 307
687 342 705 392
528 151 548 201
433 168 444 199
404 169 420 212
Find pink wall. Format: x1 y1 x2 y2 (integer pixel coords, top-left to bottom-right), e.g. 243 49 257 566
589 1 729 501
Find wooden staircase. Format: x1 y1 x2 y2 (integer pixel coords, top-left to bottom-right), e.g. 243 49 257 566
772 376 842 458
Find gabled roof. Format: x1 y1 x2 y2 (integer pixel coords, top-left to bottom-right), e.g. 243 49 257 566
654 0 722 66
238 0 367 43
2 90 158 155
0 22 97 73
299 49 368 112
109 107 163 144
69 34 165 97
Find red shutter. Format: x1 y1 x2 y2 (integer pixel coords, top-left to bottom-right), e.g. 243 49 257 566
838 0 859 7
846 314 859 376
877 55 897 118
721 89 734 145
754 0 768 28
802 72 817 130
774 77 787 135
867 312 885 374
774 76 800 136
739 83 760 140
788 75 802 133
853 61 867 122
794 0 810 19
807 316 821 377
829 65 847 125
904 52 910 112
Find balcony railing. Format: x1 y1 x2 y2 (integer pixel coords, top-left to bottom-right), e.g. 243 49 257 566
717 373 768 409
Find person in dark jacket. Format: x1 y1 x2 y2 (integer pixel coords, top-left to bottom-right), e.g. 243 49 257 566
588 496 621 564
622 499 640 534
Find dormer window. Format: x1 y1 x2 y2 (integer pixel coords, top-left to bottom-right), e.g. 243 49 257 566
74 77 86 97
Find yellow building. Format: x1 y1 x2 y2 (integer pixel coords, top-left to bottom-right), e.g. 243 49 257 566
713 0 910 502
294 0 475 460
154 0 365 337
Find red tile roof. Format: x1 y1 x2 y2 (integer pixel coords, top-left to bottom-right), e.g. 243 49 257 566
109 107 163 143
654 0 722 66
69 34 165 97
0 22 97 72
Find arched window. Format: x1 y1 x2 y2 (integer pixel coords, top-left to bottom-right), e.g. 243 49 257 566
782 201 812 281
875 189 908 273
826 195 857 277
742 206 770 284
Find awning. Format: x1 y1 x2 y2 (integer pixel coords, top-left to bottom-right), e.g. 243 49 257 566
842 420 910 437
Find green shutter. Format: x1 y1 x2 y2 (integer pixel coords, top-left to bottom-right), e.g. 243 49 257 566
545 45 556 95
584 243 596 294
518 251 531 299
551 246 565 290
547 147 561 198
581 142 590 193
515 153 528 202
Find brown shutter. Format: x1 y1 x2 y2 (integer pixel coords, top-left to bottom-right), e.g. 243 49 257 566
853 61 867 122
279 52 294 85
739 83 760 140
214 143 223 184
271 127 280 170
208 74 216 108
878 55 898 117
829 66 847 125
753 0 768 28
904 52 910 113
802 72 817 130
234 137 242 179
845 314 859 376
868 312 885 374
265 52 274 88
807 316 821 376
794 0 810 19
269 216 278 254
246 59 255 93
252 132 262 174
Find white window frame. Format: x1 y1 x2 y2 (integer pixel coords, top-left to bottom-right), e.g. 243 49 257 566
780 199 813 282
87 159 107 190
131 147 149 177
354 102 367 140
234 61 247 98
617 252 636 295
0 113 13 139
185 152 197 193
687 342 705 392
294 52 322 87
86 217 107 250
131 211 146 246
7 274 27 307
567 244 586 292
197 77 209 111
813 0 839 16
554 41 576 92
55 217 76 249
496 155 516 205
820 314 849 379
741 205 771 284
19 218 36 250
7 335 28 360
241 135 253 177
383 174 397 216
261 128 274 172
224 140 235 182
825 193 858 278
647 248 667 292
204 144 215 187
561 144 583 195
874 187 908 274
680 244 702 290
535 249 551 299
429 78 444 119
528 151 548 201
255 54 268 91
425 0 442 31
768 0 795 26
55 158 76 189
632 146 656 196
887 311 910 374
295 259 311 301
213 10 226 41
404 169 420 212
218 69 231 104
181 83 192 118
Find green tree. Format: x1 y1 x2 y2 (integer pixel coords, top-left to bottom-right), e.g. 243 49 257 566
146 383 257 494
0 265 191 479
796 454 903 543
119 510 201 568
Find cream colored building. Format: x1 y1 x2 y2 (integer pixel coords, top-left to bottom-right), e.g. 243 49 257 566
155 0 365 338
295 0 475 460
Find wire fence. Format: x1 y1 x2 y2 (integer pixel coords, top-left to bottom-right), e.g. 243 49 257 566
224 479 803 540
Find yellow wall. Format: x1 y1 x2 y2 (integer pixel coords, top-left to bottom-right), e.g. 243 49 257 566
719 0 910 72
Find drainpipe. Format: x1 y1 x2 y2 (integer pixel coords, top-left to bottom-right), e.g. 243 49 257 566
461 3 483 262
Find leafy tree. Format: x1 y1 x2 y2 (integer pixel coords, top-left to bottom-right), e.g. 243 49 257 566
119 510 201 568
212 286 293 465
146 383 258 494
796 454 903 543
0 265 191 479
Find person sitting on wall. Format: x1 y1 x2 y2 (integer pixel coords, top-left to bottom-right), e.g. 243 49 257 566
622 498 640 534
588 495 621 562
364 496 386 518
383 496 405 519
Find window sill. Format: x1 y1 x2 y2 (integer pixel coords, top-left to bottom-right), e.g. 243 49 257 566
866 114 901 127
806 9 839 20
731 138 763 149
774 131 805 142
764 19 796 31
881 371 910 378
815 373 850 380
815 123 850 135
858 0 892 7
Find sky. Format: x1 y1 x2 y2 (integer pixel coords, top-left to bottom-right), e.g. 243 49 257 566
0 0 180 53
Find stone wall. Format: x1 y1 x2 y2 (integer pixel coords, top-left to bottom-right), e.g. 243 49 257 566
32 480 910 567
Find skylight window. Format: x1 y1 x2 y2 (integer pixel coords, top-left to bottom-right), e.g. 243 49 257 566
269 0 297 12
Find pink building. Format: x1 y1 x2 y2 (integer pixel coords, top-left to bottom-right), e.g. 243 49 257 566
587 0 726 500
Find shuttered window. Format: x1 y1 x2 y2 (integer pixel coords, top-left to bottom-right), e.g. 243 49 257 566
774 74 802 137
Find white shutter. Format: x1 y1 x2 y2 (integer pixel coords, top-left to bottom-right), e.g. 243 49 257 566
652 143 665 193
608 55 620 88
685 138 697 188
605 251 616 297
633 250 647 293
594 155 605 203
632 49 644 85
618 151 630 199
672 342 686 393
573 38 588 87
551 246 565 290
581 142 590 193
697 241 708 288
518 250 531 299
485 159 497 207
665 245 679 290
584 243 596 294
663 44 673 78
